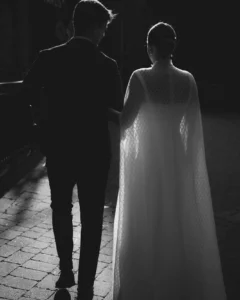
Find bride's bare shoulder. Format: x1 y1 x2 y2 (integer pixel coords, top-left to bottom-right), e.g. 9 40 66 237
172 66 198 86
172 66 191 77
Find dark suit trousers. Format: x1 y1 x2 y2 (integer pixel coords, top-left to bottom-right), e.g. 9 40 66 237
46 150 111 291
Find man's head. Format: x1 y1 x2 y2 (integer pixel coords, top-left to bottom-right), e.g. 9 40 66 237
72 0 116 45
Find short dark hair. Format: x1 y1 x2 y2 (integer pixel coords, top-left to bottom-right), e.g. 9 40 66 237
147 22 177 59
72 0 117 35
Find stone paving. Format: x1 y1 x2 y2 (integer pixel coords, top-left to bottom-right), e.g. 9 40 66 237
1 159 240 300
1 160 240 300
0 156 115 300
0 113 240 300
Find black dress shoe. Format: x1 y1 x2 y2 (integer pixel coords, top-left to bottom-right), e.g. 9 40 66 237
55 270 76 288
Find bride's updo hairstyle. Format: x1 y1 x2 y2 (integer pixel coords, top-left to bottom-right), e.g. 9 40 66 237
147 22 177 59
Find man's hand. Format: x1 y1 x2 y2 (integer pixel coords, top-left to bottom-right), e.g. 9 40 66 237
108 107 120 125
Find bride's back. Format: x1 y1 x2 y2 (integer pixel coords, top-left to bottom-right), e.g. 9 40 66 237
139 65 191 108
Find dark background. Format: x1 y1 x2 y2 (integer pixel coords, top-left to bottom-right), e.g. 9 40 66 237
0 0 225 117
0 0 222 86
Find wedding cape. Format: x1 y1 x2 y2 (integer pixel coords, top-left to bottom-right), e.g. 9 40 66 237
111 64 226 300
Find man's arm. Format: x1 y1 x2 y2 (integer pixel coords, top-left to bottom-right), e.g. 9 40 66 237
23 50 46 89
112 62 124 112
107 107 120 124
107 61 124 124
23 50 47 124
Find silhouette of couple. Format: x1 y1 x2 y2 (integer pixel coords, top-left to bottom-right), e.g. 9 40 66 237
24 1 226 299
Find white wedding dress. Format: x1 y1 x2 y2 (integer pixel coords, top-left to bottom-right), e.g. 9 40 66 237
111 63 226 300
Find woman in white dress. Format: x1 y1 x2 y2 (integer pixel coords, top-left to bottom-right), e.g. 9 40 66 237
111 22 226 300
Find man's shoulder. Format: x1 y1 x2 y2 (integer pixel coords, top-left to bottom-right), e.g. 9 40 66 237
99 51 118 68
39 43 67 56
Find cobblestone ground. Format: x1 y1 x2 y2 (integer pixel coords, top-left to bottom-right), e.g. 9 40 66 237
0 156 115 300
0 114 240 300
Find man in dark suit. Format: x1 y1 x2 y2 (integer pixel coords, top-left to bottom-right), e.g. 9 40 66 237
23 1 123 299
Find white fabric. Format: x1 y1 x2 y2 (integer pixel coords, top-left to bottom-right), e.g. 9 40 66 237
111 63 226 300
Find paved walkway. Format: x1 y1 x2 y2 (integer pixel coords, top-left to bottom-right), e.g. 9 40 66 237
0 113 240 300
0 153 114 300
0 160 240 300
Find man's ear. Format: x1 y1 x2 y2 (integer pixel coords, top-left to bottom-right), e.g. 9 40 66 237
147 45 153 55
147 46 151 57
56 21 69 42
67 22 74 39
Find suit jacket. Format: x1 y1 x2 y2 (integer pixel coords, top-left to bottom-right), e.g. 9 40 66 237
23 37 123 157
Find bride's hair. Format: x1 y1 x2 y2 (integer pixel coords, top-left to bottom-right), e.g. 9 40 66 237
147 22 177 59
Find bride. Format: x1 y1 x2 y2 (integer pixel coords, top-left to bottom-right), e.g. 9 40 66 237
111 22 226 300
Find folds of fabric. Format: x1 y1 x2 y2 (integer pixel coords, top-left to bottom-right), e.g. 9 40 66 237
112 69 226 300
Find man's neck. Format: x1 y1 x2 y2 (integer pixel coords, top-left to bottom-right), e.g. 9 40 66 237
74 35 96 46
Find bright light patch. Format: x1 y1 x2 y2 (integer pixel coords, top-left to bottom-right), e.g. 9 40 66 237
180 115 188 152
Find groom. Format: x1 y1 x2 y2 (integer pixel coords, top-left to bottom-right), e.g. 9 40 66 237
23 1 123 299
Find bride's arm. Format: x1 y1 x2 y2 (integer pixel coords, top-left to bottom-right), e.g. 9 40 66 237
186 73 205 157
120 71 145 133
